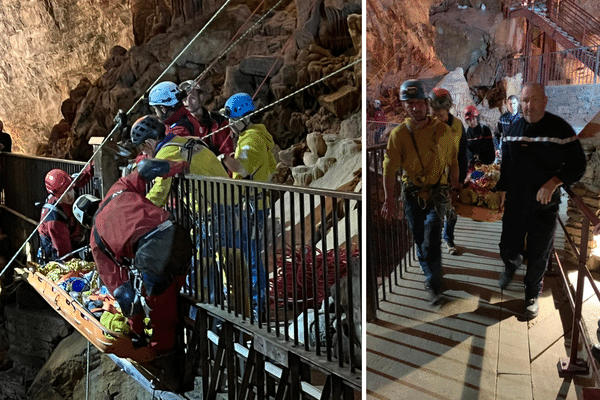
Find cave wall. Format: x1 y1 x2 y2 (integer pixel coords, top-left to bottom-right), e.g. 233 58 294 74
0 0 134 153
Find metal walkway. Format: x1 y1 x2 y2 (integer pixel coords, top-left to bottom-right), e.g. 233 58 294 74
366 203 598 399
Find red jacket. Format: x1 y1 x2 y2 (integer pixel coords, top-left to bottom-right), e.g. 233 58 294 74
163 105 201 137
38 163 94 260
196 108 234 155
91 172 170 293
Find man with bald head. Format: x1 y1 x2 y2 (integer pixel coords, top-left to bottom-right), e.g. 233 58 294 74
495 82 586 319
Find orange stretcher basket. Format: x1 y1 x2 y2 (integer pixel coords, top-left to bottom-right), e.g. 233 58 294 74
18 265 156 363
454 203 503 222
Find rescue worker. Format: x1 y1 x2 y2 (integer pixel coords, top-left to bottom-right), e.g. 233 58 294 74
179 80 233 155
381 79 460 305
371 99 388 145
149 81 201 137
37 164 94 263
496 82 586 319
495 94 522 161
464 105 495 166
128 115 230 207
73 158 192 359
219 92 277 320
130 115 233 304
429 88 468 255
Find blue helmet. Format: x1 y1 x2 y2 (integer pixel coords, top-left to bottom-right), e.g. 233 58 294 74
223 93 255 119
149 81 181 106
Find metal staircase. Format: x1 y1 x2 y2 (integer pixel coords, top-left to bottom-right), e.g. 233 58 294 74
504 0 600 83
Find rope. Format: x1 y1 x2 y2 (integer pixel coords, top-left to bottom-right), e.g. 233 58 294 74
203 57 362 140
0 0 235 277
192 0 286 88
252 0 322 100
366 42 408 87
126 0 234 115
86 341 90 400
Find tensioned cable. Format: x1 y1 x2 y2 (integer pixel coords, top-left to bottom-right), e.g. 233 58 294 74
192 0 286 88
86 341 90 400
367 42 408 87
252 0 322 100
126 0 233 115
203 57 362 139
0 0 237 276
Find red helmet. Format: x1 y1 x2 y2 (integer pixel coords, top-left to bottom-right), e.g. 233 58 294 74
45 169 72 196
464 105 479 120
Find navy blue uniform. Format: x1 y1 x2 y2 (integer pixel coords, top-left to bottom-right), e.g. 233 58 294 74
497 112 586 300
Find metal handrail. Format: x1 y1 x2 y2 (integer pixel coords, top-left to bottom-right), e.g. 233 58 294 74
550 0 600 47
495 45 600 85
554 186 600 383
505 0 600 47
366 139 413 321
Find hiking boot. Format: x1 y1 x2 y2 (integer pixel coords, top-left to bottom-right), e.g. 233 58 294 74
525 297 539 319
445 242 458 255
498 270 514 290
425 285 443 305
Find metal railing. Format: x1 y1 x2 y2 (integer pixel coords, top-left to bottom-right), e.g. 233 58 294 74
495 45 600 86
0 153 97 262
506 0 600 47
545 0 600 47
0 153 362 398
554 187 600 388
170 174 362 397
366 143 413 322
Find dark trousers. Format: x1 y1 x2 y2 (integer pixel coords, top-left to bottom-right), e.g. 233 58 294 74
404 194 446 293
499 199 558 300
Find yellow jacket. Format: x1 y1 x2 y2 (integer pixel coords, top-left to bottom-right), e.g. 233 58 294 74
233 124 277 183
147 135 231 207
383 116 458 186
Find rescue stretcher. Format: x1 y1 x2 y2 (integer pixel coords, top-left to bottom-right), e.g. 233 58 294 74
15 264 156 363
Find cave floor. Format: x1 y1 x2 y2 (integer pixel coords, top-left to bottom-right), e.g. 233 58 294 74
367 203 600 399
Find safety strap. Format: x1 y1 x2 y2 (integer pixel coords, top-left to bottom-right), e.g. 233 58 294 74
162 138 209 164
42 203 68 221
406 124 427 180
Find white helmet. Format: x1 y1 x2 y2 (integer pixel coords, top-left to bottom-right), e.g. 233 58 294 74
73 194 101 229
374 100 381 109
149 81 181 107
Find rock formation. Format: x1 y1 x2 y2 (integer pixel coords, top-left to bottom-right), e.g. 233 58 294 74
0 0 134 153
0 0 362 397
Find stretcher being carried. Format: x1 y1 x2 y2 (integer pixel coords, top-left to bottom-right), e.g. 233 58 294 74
15 262 156 363
455 163 503 222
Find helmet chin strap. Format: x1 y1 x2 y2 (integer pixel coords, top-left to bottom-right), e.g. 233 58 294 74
230 117 250 136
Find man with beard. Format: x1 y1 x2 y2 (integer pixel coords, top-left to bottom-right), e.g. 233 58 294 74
179 80 233 155
149 81 201 137
429 88 468 256
381 79 460 304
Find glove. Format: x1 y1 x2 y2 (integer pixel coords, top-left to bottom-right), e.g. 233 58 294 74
113 281 143 318
165 160 189 177
114 109 127 129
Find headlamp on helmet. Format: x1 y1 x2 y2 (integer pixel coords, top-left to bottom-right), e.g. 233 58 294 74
73 194 101 229
399 80 427 101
